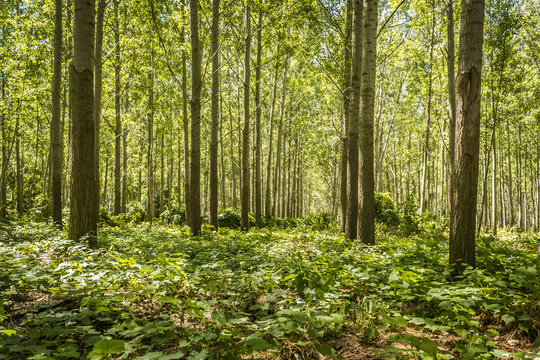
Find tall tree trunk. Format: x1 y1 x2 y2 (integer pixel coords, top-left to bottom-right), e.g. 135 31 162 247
147 54 155 222
189 0 202 235
241 1 251 230
209 0 220 228
16 119 23 215
449 0 485 272
122 98 128 213
357 0 377 245
420 0 436 214
254 8 263 227
69 0 98 243
273 64 287 216
265 45 280 217
341 0 352 232
345 0 362 240
445 0 456 214
51 0 63 225
182 23 190 223
94 0 105 211
113 0 122 215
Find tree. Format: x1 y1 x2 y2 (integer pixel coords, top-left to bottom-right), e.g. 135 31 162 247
209 0 220 229
345 0 362 240
449 0 486 271
190 0 202 235
50 0 63 225
357 0 377 245
254 8 263 228
114 0 122 215
241 1 251 231
69 0 98 242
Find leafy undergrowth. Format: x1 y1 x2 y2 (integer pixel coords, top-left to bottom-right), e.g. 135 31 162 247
0 222 539 359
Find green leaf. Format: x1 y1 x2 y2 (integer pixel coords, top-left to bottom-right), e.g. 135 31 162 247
245 334 272 350
93 339 125 354
501 315 515 324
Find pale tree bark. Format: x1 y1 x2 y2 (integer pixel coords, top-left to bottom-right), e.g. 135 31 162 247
345 0 362 240
241 1 251 230
449 0 485 272
341 0 352 232
122 93 128 213
113 0 122 215
51 0 63 225
209 0 220 228
357 0 377 245
69 0 98 243
0 75 7 218
190 0 202 235
16 118 22 215
254 8 263 227
94 0 106 211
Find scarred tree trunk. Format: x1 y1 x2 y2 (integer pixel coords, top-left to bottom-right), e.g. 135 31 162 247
357 0 377 245
69 0 98 243
449 0 485 272
209 0 220 229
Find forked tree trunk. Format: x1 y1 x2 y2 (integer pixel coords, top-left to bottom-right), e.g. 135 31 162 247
449 0 485 272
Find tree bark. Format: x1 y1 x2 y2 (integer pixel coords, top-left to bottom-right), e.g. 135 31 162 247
190 0 202 235
254 8 263 227
147 53 155 223
94 0 105 211
341 0 352 232
181 23 190 223
265 46 280 216
51 0 63 225
357 0 377 245
445 0 456 215
241 1 251 230
209 0 220 228
345 0 362 240
273 64 287 217
449 0 485 272
113 0 122 215
69 0 98 243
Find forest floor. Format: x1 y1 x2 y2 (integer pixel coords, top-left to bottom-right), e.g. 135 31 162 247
0 219 539 359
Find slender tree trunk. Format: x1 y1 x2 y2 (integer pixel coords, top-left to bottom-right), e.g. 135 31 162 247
265 46 280 216
69 0 98 243
122 98 128 213
220 94 226 208
254 8 263 227
113 0 122 215
273 64 287 216
190 0 202 235
241 1 251 230
182 24 190 223
0 74 6 217
420 0 436 214
94 0 105 211
341 0 352 232
345 0 362 240
209 0 220 228
445 0 456 214
449 0 485 272
147 53 155 222
51 0 63 225
16 119 23 215
357 0 377 245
